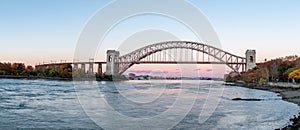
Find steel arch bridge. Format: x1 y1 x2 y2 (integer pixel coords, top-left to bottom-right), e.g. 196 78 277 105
107 41 248 75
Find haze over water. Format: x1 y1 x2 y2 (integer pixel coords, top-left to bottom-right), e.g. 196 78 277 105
0 79 299 129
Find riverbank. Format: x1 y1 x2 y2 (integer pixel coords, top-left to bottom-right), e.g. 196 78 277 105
0 75 128 81
0 75 75 81
226 82 300 129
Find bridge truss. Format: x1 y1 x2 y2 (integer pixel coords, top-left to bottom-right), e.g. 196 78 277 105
117 41 246 74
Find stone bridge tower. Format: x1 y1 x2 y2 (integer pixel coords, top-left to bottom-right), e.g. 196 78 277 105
105 50 120 75
245 50 256 71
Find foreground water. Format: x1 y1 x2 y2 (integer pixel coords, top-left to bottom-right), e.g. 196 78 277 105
0 79 299 129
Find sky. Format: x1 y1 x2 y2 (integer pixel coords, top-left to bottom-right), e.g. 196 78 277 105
1 0 300 76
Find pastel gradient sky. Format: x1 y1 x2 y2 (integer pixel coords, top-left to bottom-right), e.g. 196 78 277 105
1 0 300 76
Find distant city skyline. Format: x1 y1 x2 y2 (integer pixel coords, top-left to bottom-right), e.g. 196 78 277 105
1 0 300 77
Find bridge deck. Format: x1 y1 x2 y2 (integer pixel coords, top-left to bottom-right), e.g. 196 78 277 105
35 62 106 67
35 61 246 67
119 61 246 64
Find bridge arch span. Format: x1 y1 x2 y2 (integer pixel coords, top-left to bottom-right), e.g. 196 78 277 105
116 41 246 74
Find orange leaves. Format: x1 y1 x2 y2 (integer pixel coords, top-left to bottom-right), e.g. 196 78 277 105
289 69 300 81
26 66 34 71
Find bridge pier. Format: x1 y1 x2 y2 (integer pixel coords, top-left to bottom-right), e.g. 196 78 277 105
89 63 94 73
81 64 86 73
246 50 256 71
73 63 78 70
54 65 59 70
41 65 46 76
105 50 120 75
98 63 102 75
242 64 245 72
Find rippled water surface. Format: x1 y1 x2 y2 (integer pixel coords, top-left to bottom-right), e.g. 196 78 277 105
0 79 299 129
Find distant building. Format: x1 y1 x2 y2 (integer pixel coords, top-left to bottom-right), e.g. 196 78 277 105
137 76 145 80
128 73 136 80
136 75 150 80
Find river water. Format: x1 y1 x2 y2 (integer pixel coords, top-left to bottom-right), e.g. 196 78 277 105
0 79 299 129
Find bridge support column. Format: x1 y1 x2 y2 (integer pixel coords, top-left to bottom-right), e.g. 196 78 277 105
105 50 120 75
54 65 59 70
98 63 102 75
246 50 256 71
81 64 86 73
89 63 94 74
42 66 46 76
242 64 245 72
73 63 78 70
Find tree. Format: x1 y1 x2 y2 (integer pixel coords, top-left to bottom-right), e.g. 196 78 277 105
95 73 103 79
225 72 241 82
294 58 300 68
48 69 59 77
284 68 296 76
60 69 72 78
282 55 298 61
243 69 257 83
26 66 34 71
267 59 281 81
289 69 300 83
11 63 26 75
0 63 12 75
29 70 38 76
44 68 52 76
73 68 86 78
277 60 295 81
58 64 72 78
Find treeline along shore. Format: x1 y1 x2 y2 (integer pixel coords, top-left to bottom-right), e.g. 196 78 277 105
0 62 126 81
226 55 300 84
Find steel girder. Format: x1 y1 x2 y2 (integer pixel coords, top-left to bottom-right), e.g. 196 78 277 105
117 41 246 74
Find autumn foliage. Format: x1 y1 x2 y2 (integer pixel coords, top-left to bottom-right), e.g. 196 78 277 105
0 62 36 76
289 69 300 82
44 64 72 78
242 55 300 83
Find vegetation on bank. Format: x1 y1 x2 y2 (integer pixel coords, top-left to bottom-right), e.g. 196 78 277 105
0 62 127 81
36 64 73 78
0 62 36 76
226 55 300 84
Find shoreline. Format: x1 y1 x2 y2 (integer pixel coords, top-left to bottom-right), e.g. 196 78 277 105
0 75 125 81
225 82 300 106
226 82 300 129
